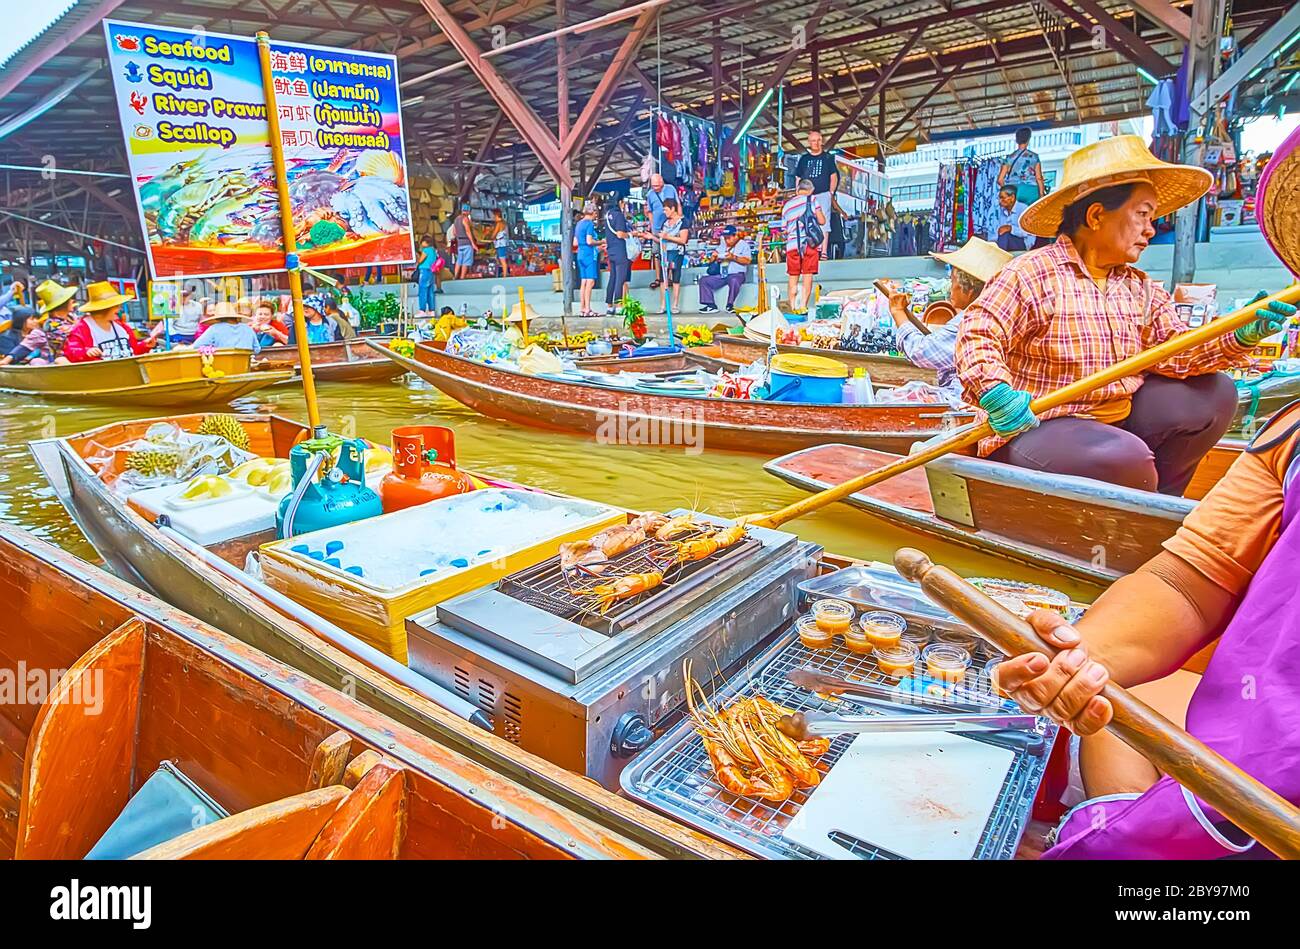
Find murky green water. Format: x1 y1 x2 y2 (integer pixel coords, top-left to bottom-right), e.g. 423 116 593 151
0 373 1099 600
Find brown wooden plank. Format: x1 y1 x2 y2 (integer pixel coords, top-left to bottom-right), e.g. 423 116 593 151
307 731 355 790
17 618 147 859
132 786 347 860
306 761 407 859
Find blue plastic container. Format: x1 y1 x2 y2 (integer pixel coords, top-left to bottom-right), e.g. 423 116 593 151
766 369 847 403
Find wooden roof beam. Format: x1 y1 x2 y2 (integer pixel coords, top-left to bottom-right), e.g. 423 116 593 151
1046 0 1177 77
1127 0 1194 42
824 25 926 148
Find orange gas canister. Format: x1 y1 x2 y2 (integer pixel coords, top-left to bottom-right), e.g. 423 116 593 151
380 425 476 512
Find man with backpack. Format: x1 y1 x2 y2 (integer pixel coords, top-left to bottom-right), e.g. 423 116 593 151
780 178 826 315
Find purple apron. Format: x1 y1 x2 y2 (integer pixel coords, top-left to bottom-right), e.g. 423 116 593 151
1043 453 1300 859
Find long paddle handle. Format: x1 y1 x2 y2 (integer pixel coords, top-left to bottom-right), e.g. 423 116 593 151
749 284 1300 530
894 547 1300 860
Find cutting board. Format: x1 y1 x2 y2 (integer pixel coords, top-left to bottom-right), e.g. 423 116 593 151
782 731 1015 860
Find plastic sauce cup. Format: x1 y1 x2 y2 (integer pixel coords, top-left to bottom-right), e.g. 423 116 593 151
796 614 836 650
811 598 854 635
984 656 1010 697
924 643 971 684
900 628 931 651
841 626 874 655
874 641 919 678
858 611 906 650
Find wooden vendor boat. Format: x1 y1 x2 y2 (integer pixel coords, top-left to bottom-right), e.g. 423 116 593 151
29 413 741 859
714 333 937 387
0 348 291 406
424 337 727 374
0 523 673 860
256 337 409 384
764 439 1242 591
367 339 956 454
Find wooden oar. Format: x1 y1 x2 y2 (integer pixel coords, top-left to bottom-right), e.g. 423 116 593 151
894 547 1300 860
747 284 1300 530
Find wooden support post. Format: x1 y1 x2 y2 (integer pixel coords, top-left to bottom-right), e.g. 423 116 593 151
811 47 821 132
1172 0 1224 288
558 0 574 319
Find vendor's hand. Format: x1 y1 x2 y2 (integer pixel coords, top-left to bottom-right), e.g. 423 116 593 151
991 611 1113 736
1234 291 1297 347
998 225 1011 235
85 346 103 359
887 291 912 327
979 382 1039 436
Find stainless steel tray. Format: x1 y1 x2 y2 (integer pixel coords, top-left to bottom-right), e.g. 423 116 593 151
620 630 1057 860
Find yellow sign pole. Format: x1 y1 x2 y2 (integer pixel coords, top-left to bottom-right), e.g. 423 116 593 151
256 31 321 431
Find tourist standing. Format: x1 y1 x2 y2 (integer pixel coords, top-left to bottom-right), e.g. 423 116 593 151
575 204 602 317
997 126 1048 205
492 210 511 278
451 206 478 279
780 178 826 314
415 237 438 315
642 173 678 289
697 226 752 313
603 194 633 314
656 198 688 316
795 130 837 256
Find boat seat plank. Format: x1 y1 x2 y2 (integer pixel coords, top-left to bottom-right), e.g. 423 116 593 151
306 761 407 859
307 731 355 790
17 618 147 859
774 444 935 513
132 785 348 859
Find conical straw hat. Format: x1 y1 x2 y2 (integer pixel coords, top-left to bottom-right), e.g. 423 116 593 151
1020 134 1211 238
1256 123 1300 277
78 280 135 313
930 237 1013 284
34 279 77 315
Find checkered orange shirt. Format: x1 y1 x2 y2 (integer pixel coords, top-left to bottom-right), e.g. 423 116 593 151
956 236 1250 456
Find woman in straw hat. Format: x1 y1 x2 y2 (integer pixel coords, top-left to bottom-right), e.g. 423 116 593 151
192 300 261 353
32 279 78 363
885 236 1012 394
62 281 153 363
955 134 1296 496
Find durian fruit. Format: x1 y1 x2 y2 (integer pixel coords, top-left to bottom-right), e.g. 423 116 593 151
197 414 250 450
125 447 181 477
178 475 234 501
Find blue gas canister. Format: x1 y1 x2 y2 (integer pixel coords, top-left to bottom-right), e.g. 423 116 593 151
275 434 383 539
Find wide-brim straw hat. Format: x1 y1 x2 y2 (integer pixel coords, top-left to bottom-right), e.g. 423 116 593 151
507 301 541 323
35 279 77 315
200 301 247 324
1257 123 1300 277
1019 134 1211 238
930 237 1013 285
79 280 135 313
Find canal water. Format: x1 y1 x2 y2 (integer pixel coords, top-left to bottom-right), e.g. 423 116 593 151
0 373 1098 599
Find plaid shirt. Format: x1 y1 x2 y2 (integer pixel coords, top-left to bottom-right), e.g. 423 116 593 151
956 236 1250 456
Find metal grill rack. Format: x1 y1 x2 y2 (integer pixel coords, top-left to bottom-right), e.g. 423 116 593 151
621 630 1056 860
499 527 763 636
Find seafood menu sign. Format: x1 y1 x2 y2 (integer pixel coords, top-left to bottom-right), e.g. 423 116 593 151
103 20 415 279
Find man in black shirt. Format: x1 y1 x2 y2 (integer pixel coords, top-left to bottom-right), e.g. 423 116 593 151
794 131 837 257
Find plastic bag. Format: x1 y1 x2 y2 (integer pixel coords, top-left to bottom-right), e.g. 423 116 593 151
516 343 565 376
873 379 964 407
92 422 258 497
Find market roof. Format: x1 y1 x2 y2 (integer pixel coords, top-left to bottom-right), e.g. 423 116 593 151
1 0 1296 254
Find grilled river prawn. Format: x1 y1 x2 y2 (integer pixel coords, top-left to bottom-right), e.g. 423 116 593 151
684 661 828 802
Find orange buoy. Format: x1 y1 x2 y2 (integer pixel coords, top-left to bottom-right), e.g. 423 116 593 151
380 425 476 513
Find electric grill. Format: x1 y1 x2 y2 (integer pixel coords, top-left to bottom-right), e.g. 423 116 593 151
406 513 820 789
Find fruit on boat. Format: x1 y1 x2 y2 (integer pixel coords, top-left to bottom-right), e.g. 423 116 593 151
197 414 251 451
177 475 234 501
125 447 181 477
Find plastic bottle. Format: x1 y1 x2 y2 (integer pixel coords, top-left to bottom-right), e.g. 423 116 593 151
851 366 874 404
840 377 856 404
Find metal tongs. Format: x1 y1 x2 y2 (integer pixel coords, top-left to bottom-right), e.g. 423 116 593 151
784 668 1046 754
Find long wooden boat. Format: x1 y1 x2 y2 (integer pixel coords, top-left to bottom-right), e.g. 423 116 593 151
367 339 957 454
0 523 668 860
764 439 1241 591
0 348 291 406
424 337 728 374
256 337 409 384
29 413 741 860
714 333 937 386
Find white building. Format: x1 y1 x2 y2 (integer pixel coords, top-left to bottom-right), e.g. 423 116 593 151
883 121 1145 212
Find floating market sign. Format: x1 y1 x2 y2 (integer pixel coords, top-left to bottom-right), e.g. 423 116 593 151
103 20 415 279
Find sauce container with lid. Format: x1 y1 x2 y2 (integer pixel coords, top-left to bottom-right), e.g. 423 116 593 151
874 641 919 678
900 627 931 650
923 643 971 684
811 598 854 634
984 656 1010 697
796 614 836 650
